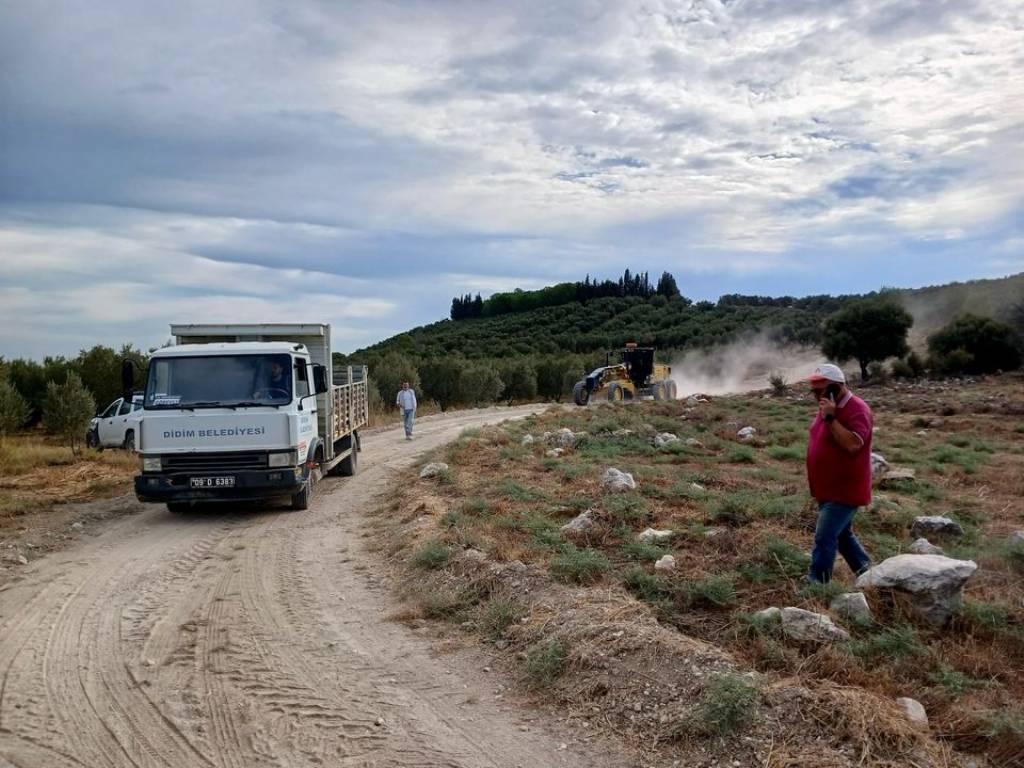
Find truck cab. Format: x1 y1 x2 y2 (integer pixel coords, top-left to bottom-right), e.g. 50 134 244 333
134 325 368 512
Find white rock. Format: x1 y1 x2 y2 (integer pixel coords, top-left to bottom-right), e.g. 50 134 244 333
870 452 889 477
612 428 635 438
689 482 706 492
686 395 700 406
654 555 676 571
896 697 928 726
737 426 757 438
545 448 564 458
638 528 674 544
1012 531 1024 545
71 521 84 530
16 555 28 566
458 548 488 565
654 432 679 449
684 437 703 447
830 592 872 623
546 428 581 449
419 462 449 478
856 554 977 627
601 467 636 493
879 467 916 488
561 510 595 535
908 538 944 555
911 516 964 537
780 607 850 643
521 434 535 446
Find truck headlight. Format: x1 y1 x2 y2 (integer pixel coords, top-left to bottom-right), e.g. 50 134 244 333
142 456 162 472
268 450 299 468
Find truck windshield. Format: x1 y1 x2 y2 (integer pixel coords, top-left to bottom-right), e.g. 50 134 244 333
144 354 293 408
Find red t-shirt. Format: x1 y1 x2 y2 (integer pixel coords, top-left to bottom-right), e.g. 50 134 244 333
806 392 873 507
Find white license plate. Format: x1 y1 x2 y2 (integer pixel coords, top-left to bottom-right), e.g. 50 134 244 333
190 476 235 488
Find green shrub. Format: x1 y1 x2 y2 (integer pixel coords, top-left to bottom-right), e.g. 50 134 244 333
549 547 610 584
849 625 928 662
927 313 1022 374
524 640 568 687
711 495 752 526
621 537 670 562
604 491 649 523
682 673 761 739
766 444 803 461
725 445 757 464
411 540 453 570
462 498 492 517
757 536 810 578
681 575 737 609
623 567 669 603
927 664 992 698
499 478 545 502
768 372 787 395
479 597 526 640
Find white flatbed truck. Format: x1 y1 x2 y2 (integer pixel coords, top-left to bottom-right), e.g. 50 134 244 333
134 323 368 511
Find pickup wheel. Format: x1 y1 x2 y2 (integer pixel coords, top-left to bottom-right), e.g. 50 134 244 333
123 431 135 452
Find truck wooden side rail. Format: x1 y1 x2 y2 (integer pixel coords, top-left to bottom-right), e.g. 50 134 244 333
331 365 369 444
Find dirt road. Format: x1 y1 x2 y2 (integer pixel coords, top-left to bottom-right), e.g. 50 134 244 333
0 406 633 768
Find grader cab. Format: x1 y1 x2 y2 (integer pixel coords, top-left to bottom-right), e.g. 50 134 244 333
572 343 676 405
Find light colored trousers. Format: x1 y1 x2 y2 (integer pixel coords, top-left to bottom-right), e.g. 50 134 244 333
402 408 415 436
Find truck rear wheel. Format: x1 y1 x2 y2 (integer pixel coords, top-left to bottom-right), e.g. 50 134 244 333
573 381 589 406
339 443 358 476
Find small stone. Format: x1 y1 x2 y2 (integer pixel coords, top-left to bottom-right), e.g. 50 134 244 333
689 482 706 492
638 528 674 544
870 452 889 477
908 538 944 555
737 426 756 438
459 548 488 565
419 462 449 479
561 510 596 535
654 555 676 571
71 521 84 530
830 592 872 623
780 607 850 643
684 437 703 447
654 432 679 449
896 697 928 726
1012 531 1024 545
601 467 636 493
879 467 916 488
545 448 564 458
375 717 385 727
703 527 727 538
16 555 28 566
521 434 535 446
911 516 964 537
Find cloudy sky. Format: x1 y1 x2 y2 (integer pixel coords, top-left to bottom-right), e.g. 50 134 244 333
1 0 1022 359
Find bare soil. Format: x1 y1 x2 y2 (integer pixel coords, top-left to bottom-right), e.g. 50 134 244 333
0 405 635 767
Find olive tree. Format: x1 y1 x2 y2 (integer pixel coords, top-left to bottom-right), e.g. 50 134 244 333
42 373 95 454
0 380 31 438
821 299 913 381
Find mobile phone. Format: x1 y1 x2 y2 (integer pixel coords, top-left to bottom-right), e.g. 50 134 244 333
826 383 841 401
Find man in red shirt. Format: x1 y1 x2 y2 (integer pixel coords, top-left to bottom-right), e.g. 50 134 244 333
805 363 873 582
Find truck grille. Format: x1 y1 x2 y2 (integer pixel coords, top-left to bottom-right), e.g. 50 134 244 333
161 451 268 473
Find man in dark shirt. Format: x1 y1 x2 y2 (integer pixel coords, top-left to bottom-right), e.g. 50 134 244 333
805 363 873 583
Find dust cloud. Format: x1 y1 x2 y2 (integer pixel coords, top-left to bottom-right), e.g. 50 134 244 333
668 335 826 398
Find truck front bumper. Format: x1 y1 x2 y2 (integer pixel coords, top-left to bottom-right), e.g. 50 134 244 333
135 468 305 503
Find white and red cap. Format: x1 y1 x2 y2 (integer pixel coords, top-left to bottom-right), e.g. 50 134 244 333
808 363 846 384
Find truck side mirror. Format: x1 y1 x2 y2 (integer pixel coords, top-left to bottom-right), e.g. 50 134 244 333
121 360 135 401
312 365 329 394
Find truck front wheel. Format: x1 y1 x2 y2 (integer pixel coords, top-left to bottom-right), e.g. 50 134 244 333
291 468 318 510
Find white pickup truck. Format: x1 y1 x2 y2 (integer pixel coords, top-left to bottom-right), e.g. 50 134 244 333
86 395 143 450
134 324 368 512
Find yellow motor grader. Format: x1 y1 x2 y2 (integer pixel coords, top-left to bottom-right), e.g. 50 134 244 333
573 343 676 405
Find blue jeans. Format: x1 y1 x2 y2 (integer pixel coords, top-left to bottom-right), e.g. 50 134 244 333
809 501 871 582
402 408 415 437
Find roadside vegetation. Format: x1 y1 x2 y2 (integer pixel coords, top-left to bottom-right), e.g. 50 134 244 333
374 373 1024 767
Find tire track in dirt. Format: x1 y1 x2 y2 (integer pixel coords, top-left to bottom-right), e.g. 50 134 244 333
0 405 634 768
